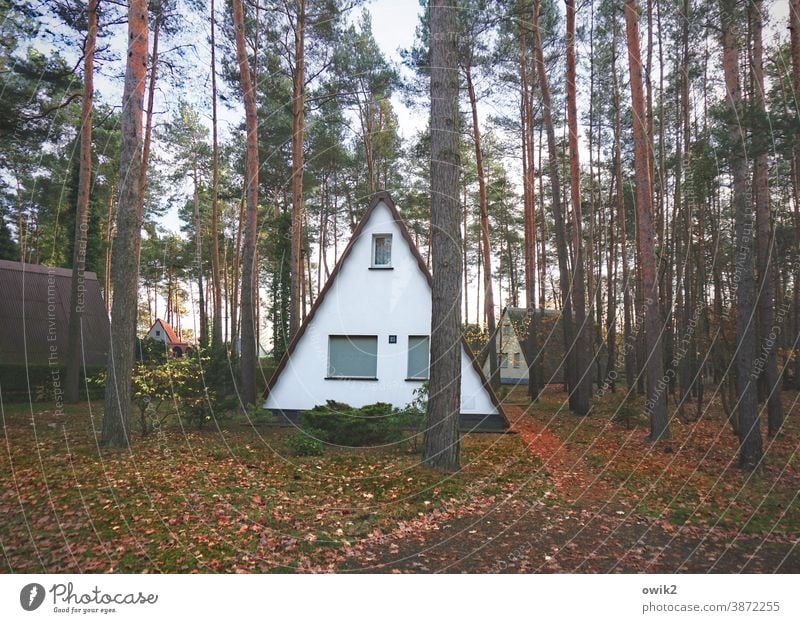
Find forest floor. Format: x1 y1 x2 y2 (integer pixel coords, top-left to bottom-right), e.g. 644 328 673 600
1 387 798 573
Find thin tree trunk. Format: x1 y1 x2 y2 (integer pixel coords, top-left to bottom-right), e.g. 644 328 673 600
520 19 539 400
463 184 469 325
65 0 97 403
103 186 114 311
232 0 258 405
464 65 498 389
210 0 223 351
565 0 591 414
791 0 800 390
533 0 575 400
231 196 244 351
139 6 161 210
102 0 148 448
192 161 207 349
423 0 462 472
624 0 669 440
289 0 306 338
750 0 783 435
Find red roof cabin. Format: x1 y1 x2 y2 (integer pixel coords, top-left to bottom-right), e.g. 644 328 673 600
145 319 192 358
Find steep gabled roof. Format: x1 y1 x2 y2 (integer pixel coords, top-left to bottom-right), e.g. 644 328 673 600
149 318 185 345
264 191 507 423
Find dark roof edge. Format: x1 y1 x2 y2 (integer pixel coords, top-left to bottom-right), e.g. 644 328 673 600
0 259 99 280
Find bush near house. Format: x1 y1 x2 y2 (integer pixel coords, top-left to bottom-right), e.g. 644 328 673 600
90 357 225 433
300 401 422 447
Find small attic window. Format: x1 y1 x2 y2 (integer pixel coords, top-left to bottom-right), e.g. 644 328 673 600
371 234 392 268
156 330 161 336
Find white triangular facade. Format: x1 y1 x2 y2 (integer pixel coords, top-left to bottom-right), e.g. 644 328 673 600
483 308 529 385
264 196 499 417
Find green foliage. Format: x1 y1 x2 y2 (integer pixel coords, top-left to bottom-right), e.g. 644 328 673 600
286 428 326 457
464 323 488 356
203 346 240 400
243 404 275 424
404 383 428 452
300 401 421 447
91 357 222 434
136 337 168 363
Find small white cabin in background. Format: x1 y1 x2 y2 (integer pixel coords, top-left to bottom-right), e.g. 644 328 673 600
264 191 507 431
145 318 191 358
484 307 529 385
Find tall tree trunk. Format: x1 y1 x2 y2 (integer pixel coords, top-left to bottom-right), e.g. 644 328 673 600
103 186 114 312
565 0 591 414
192 162 207 349
720 0 761 467
289 0 306 338
210 0 223 351
65 0 98 404
624 0 669 440
520 17 539 400
423 0 462 472
102 0 148 448
464 65 498 389
231 196 244 351
140 6 161 209
232 0 258 406
533 0 576 401
750 0 783 436
792 0 800 390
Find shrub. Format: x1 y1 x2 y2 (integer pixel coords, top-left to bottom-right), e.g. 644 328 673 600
286 428 326 456
242 404 275 424
90 357 225 433
135 337 168 363
301 401 419 447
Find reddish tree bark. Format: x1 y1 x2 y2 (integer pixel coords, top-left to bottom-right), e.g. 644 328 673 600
290 0 306 338
624 0 669 440
210 0 223 351
102 0 148 447
232 0 259 405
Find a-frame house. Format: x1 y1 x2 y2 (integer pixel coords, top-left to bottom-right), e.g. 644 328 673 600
264 191 507 431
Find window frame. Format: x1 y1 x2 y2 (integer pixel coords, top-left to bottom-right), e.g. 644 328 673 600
326 335 379 380
406 335 430 381
370 233 393 268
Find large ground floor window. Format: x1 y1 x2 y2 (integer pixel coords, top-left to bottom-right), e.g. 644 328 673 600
327 335 378 378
